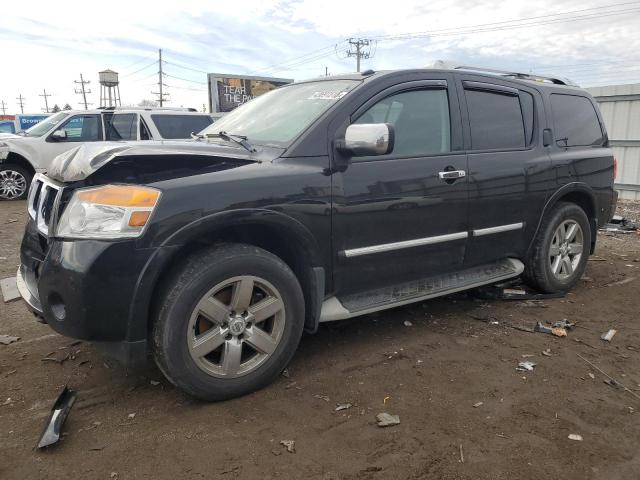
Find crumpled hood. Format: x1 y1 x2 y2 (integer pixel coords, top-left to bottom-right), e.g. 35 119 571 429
47 140 284 183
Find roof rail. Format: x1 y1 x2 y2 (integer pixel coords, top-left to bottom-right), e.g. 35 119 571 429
431 60 579 87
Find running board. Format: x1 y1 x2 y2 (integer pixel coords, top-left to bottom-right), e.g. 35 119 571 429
319 258 524 322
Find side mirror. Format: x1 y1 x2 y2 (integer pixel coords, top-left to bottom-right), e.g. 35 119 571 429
51 129 67 141
340 123 394 156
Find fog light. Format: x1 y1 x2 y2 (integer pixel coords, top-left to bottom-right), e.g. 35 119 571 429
48 292 66 321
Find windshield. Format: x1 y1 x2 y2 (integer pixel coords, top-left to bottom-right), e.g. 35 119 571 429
200 79 359 146
24 112 68 137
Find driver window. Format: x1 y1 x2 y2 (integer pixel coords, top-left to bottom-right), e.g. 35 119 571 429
354 89 451 157
57 115 102 142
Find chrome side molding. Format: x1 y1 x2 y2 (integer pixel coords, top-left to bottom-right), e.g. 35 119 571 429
342 231 468 258
472 222 524 237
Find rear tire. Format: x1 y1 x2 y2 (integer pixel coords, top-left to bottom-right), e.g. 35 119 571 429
523 202 591 293
152 244 305 401
0 164 31 200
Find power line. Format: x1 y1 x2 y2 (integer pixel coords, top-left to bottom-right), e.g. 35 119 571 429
255 41 348 74
74 74 92 110
164 72 207 85
121 59 158 78
39 89 52 113
260 45 350 75
371 2 640 41
250 3 640 78
163 60 210 75
119 53 158 71
16 94 25 114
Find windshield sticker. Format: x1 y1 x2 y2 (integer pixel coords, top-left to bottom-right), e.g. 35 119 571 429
308 90 349 100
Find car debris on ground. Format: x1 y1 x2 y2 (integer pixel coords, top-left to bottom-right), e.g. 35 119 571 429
376 413 400 427
601 329 617 342
1 276 20 303
0 334 20 345
516 361 536 372
600 215 638 233
280 440 295 453
37 386 77 449
335 403 352 411
534 321 568 337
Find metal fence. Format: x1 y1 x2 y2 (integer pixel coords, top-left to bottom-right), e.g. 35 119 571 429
586 83 640 200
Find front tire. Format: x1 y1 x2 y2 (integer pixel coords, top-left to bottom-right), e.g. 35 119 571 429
152 244 305 401
0 164 31 200
523 202 591 293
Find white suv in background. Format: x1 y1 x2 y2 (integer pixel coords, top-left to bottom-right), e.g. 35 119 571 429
0 107 218 200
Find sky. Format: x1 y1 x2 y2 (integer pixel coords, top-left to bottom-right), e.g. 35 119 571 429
1 0 640 114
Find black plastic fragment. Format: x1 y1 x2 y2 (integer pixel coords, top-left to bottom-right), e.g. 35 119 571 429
36 386 77 449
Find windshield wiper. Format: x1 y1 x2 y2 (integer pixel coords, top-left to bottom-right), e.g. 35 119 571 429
203 131 257 153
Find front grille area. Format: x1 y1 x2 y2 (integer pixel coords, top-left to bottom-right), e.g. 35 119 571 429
27 174 63 236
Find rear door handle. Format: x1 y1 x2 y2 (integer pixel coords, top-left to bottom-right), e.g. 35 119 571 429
438 170 466 180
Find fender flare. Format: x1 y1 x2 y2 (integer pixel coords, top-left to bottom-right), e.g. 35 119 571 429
126 208 325 341
527 182 597 254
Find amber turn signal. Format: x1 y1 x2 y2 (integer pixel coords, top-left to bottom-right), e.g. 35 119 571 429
76 185 160 207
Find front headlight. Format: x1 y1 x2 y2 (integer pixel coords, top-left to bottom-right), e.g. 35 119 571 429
56 184 161 239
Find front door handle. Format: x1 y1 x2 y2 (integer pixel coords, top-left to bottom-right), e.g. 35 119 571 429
438 170 466 181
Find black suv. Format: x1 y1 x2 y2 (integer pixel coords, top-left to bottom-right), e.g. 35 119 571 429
18 67 617 400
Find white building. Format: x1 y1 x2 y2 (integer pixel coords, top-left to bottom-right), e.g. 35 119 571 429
586 83 640 200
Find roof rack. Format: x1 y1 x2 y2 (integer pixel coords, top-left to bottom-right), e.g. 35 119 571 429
431 60 579 87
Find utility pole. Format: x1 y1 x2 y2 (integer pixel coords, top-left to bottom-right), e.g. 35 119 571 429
74 74 92 110
0 100 7 115
152 48 169 106
16 94 25 114
325 66 329 77
346 38 372 72
39 89 52 113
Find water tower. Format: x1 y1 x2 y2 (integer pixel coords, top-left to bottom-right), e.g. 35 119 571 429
99 69 121 108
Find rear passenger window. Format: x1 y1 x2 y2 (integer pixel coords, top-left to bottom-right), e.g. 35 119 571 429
354 88 451 157
151 114 214 139
106 114 137 141
465 89 525 150
551 94 603 147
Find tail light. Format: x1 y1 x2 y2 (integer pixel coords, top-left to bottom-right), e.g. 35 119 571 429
613 157 617 180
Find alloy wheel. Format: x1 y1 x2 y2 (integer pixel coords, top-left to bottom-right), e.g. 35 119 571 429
549 219 584 280
187 275 286 378
0 170 27 200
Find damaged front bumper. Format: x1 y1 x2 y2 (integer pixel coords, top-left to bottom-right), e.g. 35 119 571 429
18 218 156 365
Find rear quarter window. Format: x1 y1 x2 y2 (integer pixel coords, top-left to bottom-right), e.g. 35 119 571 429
151 114 214 139
550 94 604 147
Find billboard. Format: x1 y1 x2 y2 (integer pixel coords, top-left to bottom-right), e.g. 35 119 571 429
18 114 49 131
208 74 293 114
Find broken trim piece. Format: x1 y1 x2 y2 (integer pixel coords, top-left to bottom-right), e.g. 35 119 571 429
37 386 77 449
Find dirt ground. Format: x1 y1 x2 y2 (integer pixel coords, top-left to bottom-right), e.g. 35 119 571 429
1 200 640 480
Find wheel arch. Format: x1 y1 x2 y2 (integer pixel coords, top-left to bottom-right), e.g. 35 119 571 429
128 209 327 342
529 183 597 255
2 151 36 176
